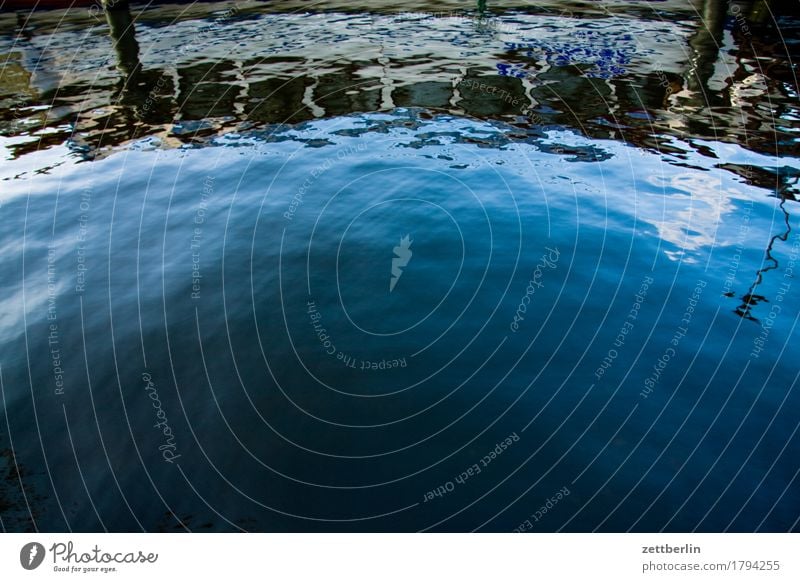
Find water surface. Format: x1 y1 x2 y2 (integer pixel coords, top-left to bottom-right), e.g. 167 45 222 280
0 0 799 532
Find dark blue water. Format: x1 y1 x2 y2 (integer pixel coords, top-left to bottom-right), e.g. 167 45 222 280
1 1 799 532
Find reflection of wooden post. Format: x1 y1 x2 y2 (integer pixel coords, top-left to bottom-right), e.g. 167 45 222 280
103 0 140 80
686 0 727 91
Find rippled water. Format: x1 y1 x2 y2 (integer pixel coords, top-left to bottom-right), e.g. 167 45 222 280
1 1 799 532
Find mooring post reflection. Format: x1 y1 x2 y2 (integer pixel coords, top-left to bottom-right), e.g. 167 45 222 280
96 0 181 144
686 0 727 93
103 0 140 80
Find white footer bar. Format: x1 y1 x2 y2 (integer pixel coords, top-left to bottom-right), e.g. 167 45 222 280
1 534 796 581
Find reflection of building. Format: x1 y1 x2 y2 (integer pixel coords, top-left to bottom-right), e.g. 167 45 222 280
0 0 797 162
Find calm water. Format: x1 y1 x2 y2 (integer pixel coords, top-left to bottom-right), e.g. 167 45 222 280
1 0 799 532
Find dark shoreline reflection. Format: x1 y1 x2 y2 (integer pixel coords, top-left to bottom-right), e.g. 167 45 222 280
1 1 798 164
